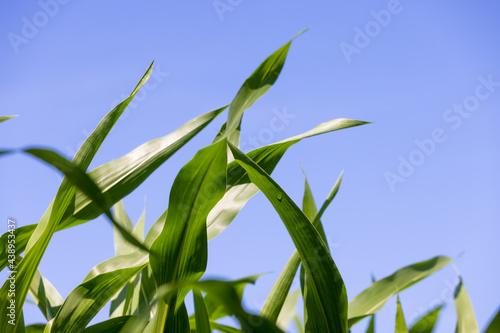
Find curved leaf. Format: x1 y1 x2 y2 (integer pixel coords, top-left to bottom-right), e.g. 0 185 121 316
454 277 479 333
208 118 367 240
348 256 453 327
260 172 343 323
0 106 226 272
149 139 227 329
224 29 307 144
408 305 442 333
229 142 348 332
28 269 63 321
51 252 149 333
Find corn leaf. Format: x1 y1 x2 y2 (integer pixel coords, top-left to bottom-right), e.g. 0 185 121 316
396 296 409 333
110 203 147 318
224 29 307 144
366 315 375 333
81 316 134 333
24 149 148 252
204 274 261 321
454 277 479 333
195 280 283 333
112 201 135 255
0 115 17 124
0 62 155 329
50 252 149 333
301 169 331 333
260 172 343 323
193 289 211 333
26 324 45 333
348 256 453 327
0 106 225 272
149 139 227 330
408 305 442 333
208 118 367 240
28 269 63 321
484 306 500 333
276 290 301 331
229 142 348 332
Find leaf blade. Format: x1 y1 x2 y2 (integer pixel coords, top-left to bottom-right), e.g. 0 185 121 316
229 142 348 332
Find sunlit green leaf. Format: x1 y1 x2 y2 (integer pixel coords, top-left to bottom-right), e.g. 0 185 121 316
208 118 367 241
0 106 226 273
276 290 301 331
454 277 479 333
51 252 149 333
193 289 211 333
224 29 307 145
408 305 442 333
229 142 347 332
396 296 409 333
28 269 63 321
260 172 343 323
0 115 17 124
348 256 453 327
149 139 227 330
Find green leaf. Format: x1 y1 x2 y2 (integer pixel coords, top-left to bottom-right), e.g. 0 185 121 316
26 324 46 333
366 315 375 333
0 115 17 124
224 29 307 144
193 289 211 333
276 290 301 331
348 256 453 327
229 142 347 332
204 274 261 321
28 269 63 321
112 201 135 256
484 306 500 333
149 139 228 329
109 202 147 318
396 295 409 333
208 322 243 333
454 277 479 333
408 305 442 333
0 65 154 331
295 315 304 333
195 280 284 333
81 316 134 333
260 172 343 323
0 106 226 273
24 148 148 252
300 169 333 333
208 118 367 241
366 277 377 333
51 252 149 333
159 277 282 333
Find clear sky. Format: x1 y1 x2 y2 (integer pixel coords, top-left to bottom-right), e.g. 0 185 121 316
1 1 499 332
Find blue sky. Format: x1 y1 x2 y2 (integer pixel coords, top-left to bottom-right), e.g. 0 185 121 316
1 0 499 331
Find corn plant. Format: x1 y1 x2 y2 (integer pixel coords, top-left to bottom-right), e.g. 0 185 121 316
1 32 499 333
